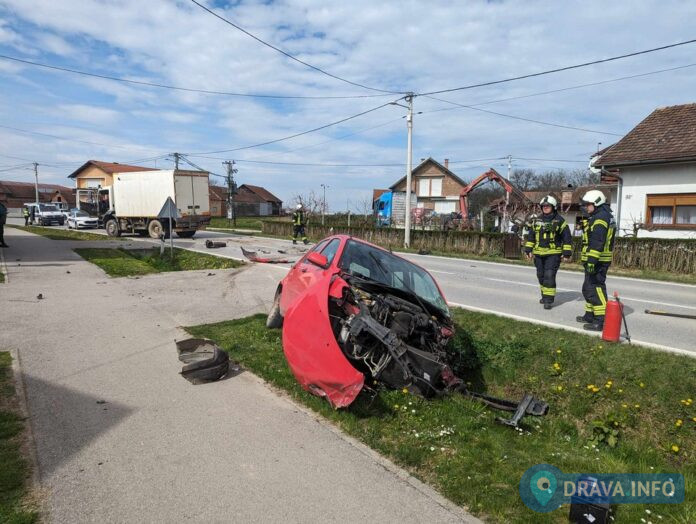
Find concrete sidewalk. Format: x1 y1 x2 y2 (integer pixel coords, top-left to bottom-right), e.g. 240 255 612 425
0 229 475 523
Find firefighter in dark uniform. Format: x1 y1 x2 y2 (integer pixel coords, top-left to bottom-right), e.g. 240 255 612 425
524 196 572 310
292 203 308 245
577 190 616 331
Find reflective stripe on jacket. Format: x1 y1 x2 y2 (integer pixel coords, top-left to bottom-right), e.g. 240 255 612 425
581 204 616 263
524 213 572 256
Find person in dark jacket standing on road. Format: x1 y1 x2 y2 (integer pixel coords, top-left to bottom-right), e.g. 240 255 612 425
576 190 616 331
524 196 573 309
292 203 308 245
0 201 8 248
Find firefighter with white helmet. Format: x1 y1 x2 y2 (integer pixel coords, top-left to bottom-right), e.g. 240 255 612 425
577 189 616 331
524 195 572 309
292 203 308 245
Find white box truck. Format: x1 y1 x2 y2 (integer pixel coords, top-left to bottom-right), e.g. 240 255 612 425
101 169 211 238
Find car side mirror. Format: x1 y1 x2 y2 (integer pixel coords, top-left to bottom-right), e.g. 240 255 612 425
307 252 328 268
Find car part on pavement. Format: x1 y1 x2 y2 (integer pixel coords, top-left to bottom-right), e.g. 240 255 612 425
205 240 227 248
176 338 231 383
644 309 696 320
241 247 292 264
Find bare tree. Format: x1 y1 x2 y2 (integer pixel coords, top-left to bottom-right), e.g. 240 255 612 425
355 195 375 217
292 191 322 216
510 169 536 191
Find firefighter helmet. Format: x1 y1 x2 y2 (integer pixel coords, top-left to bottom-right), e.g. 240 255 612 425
539 195 557 208
581 190 606 206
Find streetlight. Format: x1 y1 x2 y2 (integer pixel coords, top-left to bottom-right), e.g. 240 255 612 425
391 94 414 247
320 183 329 226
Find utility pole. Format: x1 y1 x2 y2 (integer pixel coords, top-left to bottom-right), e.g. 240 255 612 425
33 162 39 204
404 94 414 247
222 160 237 227
389 94 415 247
320 183 328 226
173 152 180 170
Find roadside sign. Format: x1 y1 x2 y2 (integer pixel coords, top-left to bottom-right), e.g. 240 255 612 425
158 197 179 219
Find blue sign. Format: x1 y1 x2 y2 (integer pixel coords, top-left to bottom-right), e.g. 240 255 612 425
519 464 684 513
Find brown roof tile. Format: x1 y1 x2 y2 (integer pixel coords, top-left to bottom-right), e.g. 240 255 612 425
239 184 282 203
596 103 696 167
68 160 158 178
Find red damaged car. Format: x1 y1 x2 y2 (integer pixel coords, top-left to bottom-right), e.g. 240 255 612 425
266 235 548 423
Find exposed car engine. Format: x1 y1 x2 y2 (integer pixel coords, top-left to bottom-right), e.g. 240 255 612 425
328 274 549 426
330 275 462 397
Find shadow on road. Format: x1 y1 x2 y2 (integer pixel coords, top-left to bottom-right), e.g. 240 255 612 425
23 374 134 478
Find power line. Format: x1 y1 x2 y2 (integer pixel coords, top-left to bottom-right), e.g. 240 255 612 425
424 95 623 136
189 0 401 95
0 53 392 100
188 99 399 155
417 37 696 96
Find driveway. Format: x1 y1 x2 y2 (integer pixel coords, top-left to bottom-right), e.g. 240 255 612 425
0 228 474 523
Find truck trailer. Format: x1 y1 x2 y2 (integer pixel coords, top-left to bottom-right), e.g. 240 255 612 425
101 169 211 238
375 191 418 228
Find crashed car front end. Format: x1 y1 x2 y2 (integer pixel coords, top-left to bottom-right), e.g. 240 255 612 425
277 236 548 425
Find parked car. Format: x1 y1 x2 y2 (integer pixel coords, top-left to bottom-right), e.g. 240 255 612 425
25 203 65 226
66 209 98 229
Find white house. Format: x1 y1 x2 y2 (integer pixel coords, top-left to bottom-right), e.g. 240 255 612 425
591 103 696 239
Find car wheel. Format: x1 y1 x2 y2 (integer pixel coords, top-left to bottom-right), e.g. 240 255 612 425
266 290 284 329
105 219 121 237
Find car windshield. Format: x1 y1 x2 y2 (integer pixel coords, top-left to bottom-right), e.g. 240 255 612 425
338 239 449 315
74 210 89 217
39 204 57 212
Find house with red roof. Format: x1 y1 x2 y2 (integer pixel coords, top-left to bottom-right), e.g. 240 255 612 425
591 103 696 238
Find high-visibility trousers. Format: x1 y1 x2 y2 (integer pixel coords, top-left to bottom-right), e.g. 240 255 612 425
292 224 307 242
534 254 561 303
582 262 610 320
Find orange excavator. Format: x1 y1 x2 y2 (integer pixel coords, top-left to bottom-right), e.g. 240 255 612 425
459 168 535 230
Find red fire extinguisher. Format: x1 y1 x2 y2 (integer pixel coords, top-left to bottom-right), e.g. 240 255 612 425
602 292 630 343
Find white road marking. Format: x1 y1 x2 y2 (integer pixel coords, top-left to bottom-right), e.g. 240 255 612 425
447 301 695 358
428 269 457 275
481 277 696 311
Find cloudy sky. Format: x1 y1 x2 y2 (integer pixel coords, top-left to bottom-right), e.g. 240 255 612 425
1 0 695 211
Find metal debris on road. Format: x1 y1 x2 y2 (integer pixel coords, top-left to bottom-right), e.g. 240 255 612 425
241 247 292 264
205 240 227 249
645 309 696 320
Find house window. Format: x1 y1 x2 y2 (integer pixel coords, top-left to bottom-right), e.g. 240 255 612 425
212 206 218 213
646 194 696 228
430 178 442 197
416 177 444 197
417 179 429 196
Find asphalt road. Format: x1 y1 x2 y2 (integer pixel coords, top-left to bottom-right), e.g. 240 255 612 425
8 219 695 355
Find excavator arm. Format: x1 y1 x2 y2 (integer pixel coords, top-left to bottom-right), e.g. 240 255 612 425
459 168 533 229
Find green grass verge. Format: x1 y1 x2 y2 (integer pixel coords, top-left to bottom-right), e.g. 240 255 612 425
209 216 265 230
0 352 39 523
74 247 243 277
0 271 4 284
187 310 695 523
8 224 111 241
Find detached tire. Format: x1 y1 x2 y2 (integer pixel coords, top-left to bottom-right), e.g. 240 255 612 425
105 219 120 237
175 231 196 239
266 290 283 329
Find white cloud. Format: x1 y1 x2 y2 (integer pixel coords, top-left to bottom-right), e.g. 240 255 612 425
1 0 696 208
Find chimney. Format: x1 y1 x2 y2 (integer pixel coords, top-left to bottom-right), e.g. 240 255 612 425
444 158 449 169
